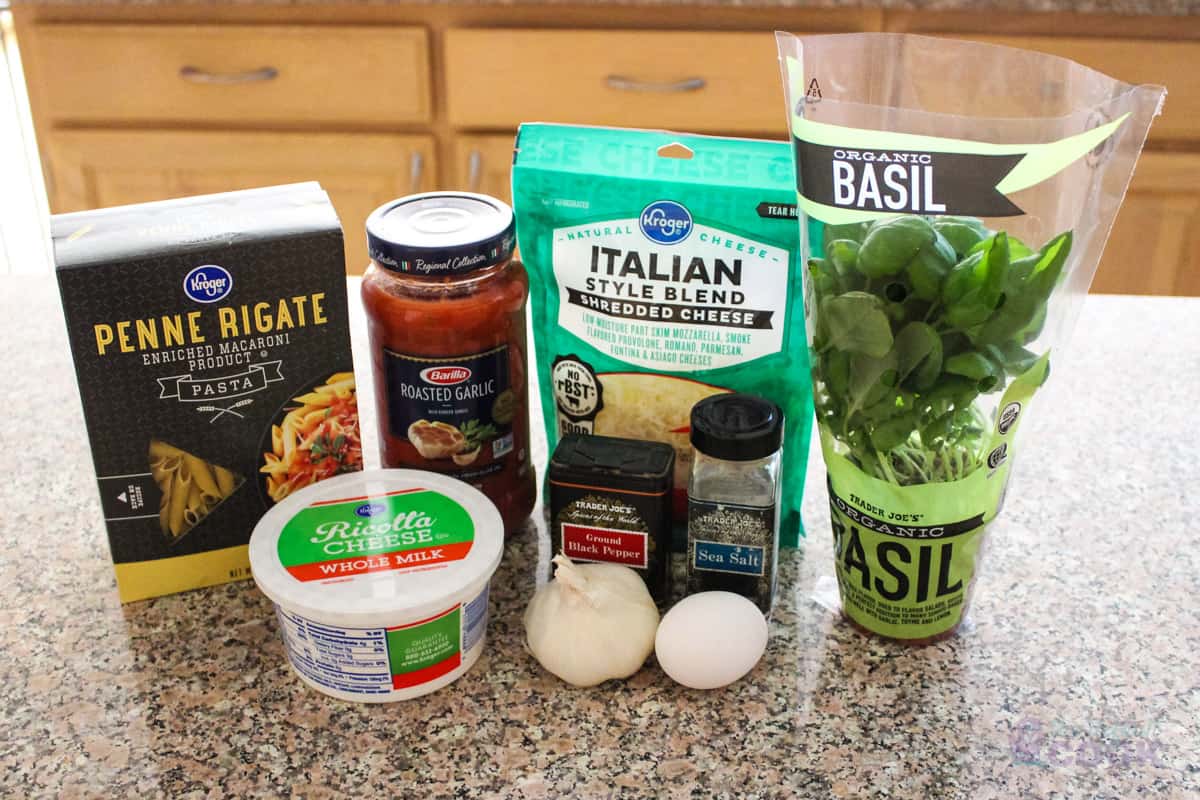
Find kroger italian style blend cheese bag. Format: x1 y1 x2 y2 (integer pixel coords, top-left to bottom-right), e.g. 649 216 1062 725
512 124 813 546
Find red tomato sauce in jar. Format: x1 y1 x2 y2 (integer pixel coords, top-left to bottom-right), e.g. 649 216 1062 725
361 192 535 536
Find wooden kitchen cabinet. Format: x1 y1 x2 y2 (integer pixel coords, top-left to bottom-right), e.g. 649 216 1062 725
1092 152 1200 296
45 130 437 272
26 24 432 128
13 3 1200 294
445 29 785 134
451 135 517 203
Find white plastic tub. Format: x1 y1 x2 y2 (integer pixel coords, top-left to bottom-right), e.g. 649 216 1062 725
248 469 504 702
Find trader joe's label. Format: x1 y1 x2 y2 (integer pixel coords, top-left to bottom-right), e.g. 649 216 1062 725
277 488 475 582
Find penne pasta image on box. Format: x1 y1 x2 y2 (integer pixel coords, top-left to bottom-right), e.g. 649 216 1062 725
54 183 361 602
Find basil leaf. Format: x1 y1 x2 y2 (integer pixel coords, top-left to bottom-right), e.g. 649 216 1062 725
893 321 942 391
857 216 935 279
822 292 894 358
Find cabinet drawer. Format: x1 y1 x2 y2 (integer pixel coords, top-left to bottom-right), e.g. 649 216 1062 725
445 29 782 133
29 24 431 126
46 130 437 273
969 36 1192 142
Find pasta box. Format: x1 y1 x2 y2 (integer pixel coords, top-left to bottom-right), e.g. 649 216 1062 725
54 182 362 602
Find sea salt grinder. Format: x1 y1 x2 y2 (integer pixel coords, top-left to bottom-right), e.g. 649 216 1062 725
686 394 784 615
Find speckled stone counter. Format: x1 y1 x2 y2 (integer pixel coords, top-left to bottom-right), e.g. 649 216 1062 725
1 276 1197 799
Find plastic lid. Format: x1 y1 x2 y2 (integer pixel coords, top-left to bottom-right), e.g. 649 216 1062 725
248 469 504 627
366 192 516 277
690 394 784 461
550 434 675 486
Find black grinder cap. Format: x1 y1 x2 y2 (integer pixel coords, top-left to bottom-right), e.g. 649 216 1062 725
690 393 784 462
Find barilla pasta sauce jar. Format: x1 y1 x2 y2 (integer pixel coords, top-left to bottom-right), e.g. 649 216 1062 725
362 193 535 536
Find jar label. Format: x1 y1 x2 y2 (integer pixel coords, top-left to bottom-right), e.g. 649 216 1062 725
687 499 776 611
691 538 766 576
561 522 649 569
276 488 476 583
382 345 514 480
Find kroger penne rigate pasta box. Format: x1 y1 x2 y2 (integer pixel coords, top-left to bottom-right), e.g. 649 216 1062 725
54 182 363 603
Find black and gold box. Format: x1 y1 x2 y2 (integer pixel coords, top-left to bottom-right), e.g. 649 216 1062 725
54 183 362 602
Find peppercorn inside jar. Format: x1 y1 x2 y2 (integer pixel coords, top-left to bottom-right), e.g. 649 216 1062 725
361 192 535 537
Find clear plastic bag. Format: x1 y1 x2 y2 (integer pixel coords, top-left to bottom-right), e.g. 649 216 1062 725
777 32 1164 642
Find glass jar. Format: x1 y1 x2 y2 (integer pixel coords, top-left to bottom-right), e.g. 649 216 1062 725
686 393 784 614
361 192 535 537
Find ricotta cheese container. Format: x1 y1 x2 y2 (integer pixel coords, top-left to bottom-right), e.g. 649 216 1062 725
249 469 504 702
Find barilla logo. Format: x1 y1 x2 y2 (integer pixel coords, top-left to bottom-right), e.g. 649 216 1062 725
639 200 693 245
421 366 471 386
183 265 233 303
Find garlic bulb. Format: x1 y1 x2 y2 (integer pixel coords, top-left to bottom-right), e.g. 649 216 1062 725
524 554 659 687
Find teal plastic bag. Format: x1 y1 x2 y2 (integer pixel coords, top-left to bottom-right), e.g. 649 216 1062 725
511 124 813 546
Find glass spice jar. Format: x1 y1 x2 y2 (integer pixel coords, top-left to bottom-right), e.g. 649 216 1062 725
361 192 536 537
686 393 784 614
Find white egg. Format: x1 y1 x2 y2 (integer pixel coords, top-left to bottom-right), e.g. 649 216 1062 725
654 591 768 690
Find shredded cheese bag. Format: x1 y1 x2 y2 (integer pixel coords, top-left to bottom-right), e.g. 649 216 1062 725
512 125 813 546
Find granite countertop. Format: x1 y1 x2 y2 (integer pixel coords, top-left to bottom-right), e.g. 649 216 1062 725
17 0 1200 17
1 276 1197 798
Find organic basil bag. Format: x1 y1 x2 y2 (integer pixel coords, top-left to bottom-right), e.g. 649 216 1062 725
511 124 813 548
777 33 1165 640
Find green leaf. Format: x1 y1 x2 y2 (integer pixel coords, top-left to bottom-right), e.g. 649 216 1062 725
892 321 942 391
944 351 996 380
932 219 988 258
856 216 935 279
825 221 870 245
808 257 840 299
826 239 860 277
870 412 919 452
944 351 1003 393
847 350 898 417
971 231 1071 346
942 233 1010 330
825 349 850 399
821 292 894 358
906 231 957 301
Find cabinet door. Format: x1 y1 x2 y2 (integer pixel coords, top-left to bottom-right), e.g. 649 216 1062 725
1093 152 1200 296
451 135 517 203
45 130 437 273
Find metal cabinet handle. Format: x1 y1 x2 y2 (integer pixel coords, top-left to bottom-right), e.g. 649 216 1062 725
410 151 425 193
179 65 279 85
605 75 706 93
466 150 483 192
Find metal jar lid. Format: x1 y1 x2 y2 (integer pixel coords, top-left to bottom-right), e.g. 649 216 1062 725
366 191 516 277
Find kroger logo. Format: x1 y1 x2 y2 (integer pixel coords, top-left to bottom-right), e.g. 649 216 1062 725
639 200 693 245
421 366 471 386
355 503 387 518
183 265 233 304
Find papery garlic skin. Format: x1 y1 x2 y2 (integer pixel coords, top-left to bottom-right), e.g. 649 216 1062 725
524 554 660 687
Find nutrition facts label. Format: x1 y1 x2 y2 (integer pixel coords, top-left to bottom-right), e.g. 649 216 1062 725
275 609 395 696
273 584 490 697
